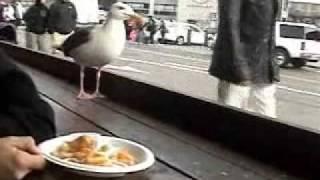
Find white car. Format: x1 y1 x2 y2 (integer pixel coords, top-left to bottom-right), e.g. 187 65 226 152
274 21 320 68
154 22 214 46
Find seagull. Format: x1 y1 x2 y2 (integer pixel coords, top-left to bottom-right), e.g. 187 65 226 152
61 2 140 99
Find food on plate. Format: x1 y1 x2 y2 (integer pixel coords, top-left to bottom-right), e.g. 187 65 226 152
51 135 136 167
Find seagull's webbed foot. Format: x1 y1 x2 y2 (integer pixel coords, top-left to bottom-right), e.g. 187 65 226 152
77 91 95 100
92 91 106 99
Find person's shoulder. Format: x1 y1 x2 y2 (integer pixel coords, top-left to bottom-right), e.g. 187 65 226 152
49 2 58 9
0 49 18 77
40 4 49 10
67 2 76 8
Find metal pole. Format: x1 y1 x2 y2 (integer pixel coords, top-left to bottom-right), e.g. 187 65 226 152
281 0 289 21
149 0 155 16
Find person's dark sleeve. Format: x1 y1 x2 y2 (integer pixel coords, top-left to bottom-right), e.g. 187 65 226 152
71 3 77 22
44 7 50 31
226 0 250 82
22 7 31 22
47 4 57 33
0 67 56 144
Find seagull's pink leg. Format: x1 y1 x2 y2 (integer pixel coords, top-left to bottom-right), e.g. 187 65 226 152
77 65 94 99
92 67 105 98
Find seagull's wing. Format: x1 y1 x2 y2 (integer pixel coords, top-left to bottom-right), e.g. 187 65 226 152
62 27 94 56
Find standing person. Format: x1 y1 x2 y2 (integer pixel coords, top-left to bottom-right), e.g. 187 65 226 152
208 0 280 118
23 0 51 53
48 0 77 54
158 20 167 44
12 0 23 26
2 2 15 24
144 15 157 44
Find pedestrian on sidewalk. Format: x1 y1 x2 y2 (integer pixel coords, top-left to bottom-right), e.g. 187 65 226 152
144 15 157 44
208 0 280 118
48 0 77 54
158 20 168 44
12 0 23 26
23 0 51 53
0 2 15 24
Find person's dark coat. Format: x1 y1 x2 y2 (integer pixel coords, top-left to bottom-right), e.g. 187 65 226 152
48 0 77 34
0 49 56 143
209 0 280 84
23 3 49 34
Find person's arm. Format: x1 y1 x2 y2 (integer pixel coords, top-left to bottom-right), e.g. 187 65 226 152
70 3 77 22
0 136 46 180
0 52 56 143
44 6 50 31
47 4 57 33
22 6 32 24
226 0 251 84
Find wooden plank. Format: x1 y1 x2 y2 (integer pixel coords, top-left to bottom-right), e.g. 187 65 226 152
20 65 269 180
25 97 191 180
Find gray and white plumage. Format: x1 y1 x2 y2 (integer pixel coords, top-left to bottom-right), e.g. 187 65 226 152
61 2 139 99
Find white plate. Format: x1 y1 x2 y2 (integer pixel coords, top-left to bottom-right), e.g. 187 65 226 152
39 132 155 177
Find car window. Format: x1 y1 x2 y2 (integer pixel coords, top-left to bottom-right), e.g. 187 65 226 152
189 26 200 32
280 24 304 39
306 31 320 41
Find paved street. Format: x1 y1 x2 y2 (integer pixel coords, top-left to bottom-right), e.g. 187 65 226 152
16 28 320 133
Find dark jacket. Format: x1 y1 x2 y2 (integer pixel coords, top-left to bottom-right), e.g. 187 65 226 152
0 49 56 143
209 0 280 84
23 3 49 34
48 0 77 34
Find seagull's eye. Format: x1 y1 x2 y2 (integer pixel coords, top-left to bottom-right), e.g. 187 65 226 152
118 6 125 10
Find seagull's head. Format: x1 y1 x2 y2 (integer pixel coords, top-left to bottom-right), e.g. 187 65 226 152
110 2 139 20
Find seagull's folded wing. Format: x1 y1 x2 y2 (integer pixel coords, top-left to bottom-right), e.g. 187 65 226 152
62 27 93 56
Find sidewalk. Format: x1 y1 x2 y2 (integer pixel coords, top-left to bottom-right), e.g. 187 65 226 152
128 41 212 55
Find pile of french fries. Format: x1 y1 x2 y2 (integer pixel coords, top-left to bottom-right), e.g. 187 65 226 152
51 135 136 167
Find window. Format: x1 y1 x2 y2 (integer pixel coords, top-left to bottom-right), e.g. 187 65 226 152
189 26 200 32
280 25 304 39
306 31 320 41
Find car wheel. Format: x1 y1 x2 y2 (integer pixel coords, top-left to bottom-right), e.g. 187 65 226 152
176 37 184 45
273 48 290 68
291 58 306 68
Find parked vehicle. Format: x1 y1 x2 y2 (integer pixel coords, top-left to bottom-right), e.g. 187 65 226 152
154 21 214 46
274 21 320 68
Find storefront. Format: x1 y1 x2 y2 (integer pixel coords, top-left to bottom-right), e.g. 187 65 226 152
177 0 218 29
285 0 320 25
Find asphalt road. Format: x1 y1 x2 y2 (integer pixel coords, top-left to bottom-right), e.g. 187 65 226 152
16 29 320 133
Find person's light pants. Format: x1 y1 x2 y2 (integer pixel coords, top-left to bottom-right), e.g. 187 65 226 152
26 32 51 53
51 32 72 53
217 80 277 118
